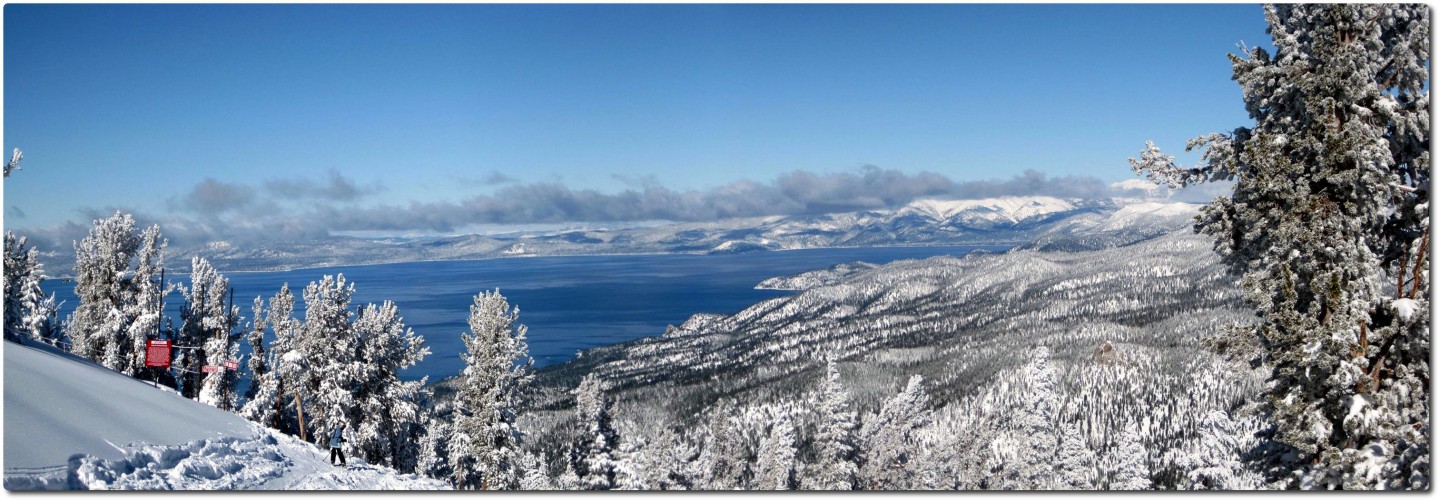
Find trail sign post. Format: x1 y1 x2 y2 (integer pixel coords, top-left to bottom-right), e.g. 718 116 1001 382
224 360 239 371
145 340 172 368
202 365 222 373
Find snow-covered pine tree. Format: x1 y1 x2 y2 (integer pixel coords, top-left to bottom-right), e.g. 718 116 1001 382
1110 421 1152 490
417 409 454 483
241 285 299 432
187 257 241 410
449 289 532 490
351 300 430 473
4 232 59 345
1130 4 1430 489
296 274 360 445
806 360 859 490
243 297 267 404
68 212 166 375
858 375 932 489
754 416 798 490
648 426 699 490
122 225 165 378
1056 425 1097 490
568 372 620 490
613 437 650 490
1168 409 1259 490
996 346 1060 489
3 148 21 178
697 403 748 490
519 451 554 490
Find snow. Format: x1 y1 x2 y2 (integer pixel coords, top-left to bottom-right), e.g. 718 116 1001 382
897 197 1076 224
1391 298 1419 322
3 340 449 490
1100 202 1200 231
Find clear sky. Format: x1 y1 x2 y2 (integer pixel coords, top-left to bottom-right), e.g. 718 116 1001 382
3 4 1272 243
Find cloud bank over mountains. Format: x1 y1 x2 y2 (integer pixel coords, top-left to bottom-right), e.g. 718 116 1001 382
14 167 1200 252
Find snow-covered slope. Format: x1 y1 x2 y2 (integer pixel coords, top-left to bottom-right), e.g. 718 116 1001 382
1100 202 1199 231
2 341 448 490
896 197 1076 224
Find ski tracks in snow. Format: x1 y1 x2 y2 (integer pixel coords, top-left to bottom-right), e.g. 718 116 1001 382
6 423 448 490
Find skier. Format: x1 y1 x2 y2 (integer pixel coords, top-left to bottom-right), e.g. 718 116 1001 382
329 425 347 467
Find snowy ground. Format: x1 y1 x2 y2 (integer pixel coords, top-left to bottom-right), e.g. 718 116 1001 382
3 340 448 490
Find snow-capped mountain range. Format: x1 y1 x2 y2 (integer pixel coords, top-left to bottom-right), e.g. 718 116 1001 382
40 196 1199 274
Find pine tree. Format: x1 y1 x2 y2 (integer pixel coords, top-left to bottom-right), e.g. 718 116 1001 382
568 373 620 490
4 232 59 345
351 300 430 472
297 274 359 445
806 360 859 490
1169 409 1259 490
3 148 21 178
123 225 165 377
68 212 166 375
1131 4 1429 489
754 416 798 490
613 438 650 490
858 375 932 489
241 284 299 433
417 412 454 482
1056 425 1096 490
450 289 532 490
648 426 699 490
519 451 554 490
696 403 747 490
243 297 268 404
186 257 241 410
1110 422 1152 490
999 345 1060 489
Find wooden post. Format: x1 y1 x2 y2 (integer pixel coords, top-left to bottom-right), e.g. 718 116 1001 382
294 391 307 443
273 380 283 430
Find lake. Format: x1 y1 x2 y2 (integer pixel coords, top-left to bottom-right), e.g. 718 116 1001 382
44 245 1003 383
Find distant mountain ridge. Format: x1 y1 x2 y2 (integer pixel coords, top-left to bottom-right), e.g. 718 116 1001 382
36 196 1200 274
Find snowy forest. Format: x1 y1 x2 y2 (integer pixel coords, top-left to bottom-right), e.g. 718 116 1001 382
2 3 1431 491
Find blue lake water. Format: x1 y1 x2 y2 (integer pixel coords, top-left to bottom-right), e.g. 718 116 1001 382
44 245 1002 383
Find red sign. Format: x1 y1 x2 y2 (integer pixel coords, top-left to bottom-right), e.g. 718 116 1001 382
224 360 239 370
145 340 171 368
202 365 223 373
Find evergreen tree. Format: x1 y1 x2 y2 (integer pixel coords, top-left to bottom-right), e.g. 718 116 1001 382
68 212 166 375
806 360 859 490
297 274 359 445
519 451 554 490
186 257 241 409
858 375 931 489
450 289 532 490
998 346 1060 489
241 284 298 433
568 373 620 490
4 232 59 345
1110 422 1152 490
696 403 747 490
1131 4 1430 489
3 148 21 178
1056 425 1096 490
123 225 165 377
243 297 267 404
1169 409 1259 490
754 416 798 490
417 411 454 483
351 300 430 472
647 426 698 490
613 438 650 490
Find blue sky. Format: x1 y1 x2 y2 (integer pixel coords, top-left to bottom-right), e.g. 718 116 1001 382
4 4 1270 242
